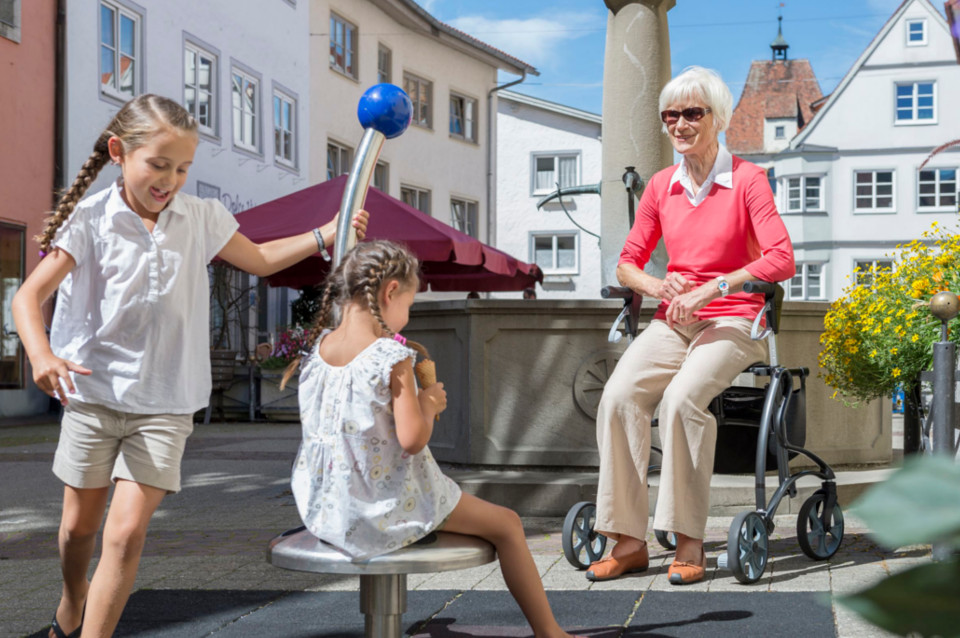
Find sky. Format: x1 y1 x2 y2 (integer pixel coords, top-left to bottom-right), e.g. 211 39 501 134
417 0 919 114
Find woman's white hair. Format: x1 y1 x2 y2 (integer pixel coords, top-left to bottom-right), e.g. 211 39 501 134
659 66 733 134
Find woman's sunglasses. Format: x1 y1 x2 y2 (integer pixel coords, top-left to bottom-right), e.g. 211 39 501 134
660 107 712 124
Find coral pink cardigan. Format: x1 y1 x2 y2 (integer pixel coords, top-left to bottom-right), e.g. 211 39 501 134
619 155 795 322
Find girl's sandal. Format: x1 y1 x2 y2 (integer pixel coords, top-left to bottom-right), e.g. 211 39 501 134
49 603 84 638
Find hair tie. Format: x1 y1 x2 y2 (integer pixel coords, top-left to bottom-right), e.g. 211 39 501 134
393 334 407 345
39 250 47 258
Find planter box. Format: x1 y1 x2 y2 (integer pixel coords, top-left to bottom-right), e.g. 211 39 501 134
405 298 891 469
259 371 300 421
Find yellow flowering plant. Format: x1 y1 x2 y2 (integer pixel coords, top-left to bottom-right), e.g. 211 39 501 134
818 220 960 405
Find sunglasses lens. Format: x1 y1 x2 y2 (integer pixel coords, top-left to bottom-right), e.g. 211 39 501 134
683 108 706 121
661 110 680 124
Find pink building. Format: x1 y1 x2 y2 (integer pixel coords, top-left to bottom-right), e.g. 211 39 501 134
0 0 58 416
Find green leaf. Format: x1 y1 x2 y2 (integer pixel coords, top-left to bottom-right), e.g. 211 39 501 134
837 560 960 637
850 455 960 547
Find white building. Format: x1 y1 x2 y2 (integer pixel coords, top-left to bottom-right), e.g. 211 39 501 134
496 90 603 299
66 0 312 349
774 0 960 301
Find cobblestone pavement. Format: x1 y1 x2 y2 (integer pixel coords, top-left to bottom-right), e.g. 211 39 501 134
0 421 916 637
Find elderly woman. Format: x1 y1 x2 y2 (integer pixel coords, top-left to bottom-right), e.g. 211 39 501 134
586 66 795 584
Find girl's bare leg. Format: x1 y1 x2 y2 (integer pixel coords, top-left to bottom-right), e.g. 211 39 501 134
441 492 574 638
80 480 165 638
50 486 110 638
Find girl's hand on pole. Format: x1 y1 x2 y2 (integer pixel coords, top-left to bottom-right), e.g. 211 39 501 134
30 352 91 405
352 209 369 241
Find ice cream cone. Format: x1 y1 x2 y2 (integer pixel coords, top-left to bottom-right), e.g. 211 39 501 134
414 359 440 421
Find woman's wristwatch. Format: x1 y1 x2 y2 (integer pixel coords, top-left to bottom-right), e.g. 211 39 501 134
717 275 730 297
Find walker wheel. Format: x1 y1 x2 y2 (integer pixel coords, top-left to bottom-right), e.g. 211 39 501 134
654 529 677 550
562 501 607 570
726 510 769 584
797 491 844 560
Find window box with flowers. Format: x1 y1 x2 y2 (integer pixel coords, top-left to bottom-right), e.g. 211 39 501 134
258 325 308 420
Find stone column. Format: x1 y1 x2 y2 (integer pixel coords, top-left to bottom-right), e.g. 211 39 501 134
600 0 676 284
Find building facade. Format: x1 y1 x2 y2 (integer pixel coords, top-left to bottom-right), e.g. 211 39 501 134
496 90 603 299
774 0 960 301
311 0 536 261
0 0 58 417
62 0 314 350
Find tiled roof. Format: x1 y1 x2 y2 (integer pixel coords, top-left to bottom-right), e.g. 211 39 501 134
726 59 822 155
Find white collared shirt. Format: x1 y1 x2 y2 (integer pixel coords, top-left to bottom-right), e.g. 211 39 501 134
669 144 734 206
51 181 239 414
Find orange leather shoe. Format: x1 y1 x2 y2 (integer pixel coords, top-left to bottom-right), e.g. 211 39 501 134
585 544 649 582
668 547 707 585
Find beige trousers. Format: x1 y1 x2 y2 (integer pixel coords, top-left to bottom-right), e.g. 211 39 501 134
595 317 767 542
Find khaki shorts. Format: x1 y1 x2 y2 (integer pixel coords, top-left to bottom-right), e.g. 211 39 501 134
53 402 194 493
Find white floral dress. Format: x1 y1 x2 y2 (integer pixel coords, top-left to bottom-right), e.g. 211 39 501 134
291 331 462 560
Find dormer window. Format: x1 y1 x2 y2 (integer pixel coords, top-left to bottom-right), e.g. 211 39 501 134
906 19 927 46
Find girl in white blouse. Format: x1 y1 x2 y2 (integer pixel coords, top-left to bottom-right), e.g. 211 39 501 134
12 94 367 638
285 240 581 638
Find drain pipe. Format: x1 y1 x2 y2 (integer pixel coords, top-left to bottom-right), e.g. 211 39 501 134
54 0 66 199
486 70 527 247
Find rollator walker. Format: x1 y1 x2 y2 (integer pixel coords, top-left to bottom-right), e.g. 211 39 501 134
561 281 844 583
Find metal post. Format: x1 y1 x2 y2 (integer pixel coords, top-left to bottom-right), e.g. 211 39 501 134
360 574 406 638
333 127 386 267
928 291 958 563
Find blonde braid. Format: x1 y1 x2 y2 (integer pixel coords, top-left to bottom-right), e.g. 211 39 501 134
280 277 341 389
37 135 110 253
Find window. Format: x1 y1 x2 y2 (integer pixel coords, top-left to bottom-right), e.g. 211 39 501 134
401 185 431 215
451 198 478 238
906 19 927 45
100 1 141 99
404 73 433 129
449 93 478 142
330 13 357 79
0 0 20 43
532 233 578 275
918 168 957 210
273 88 297 168
0 223 24 389
373 161 389 193
184 40 217 137
784 176 822 212
378 44 392 84
327 141 352 180
787 263 825 300
774 125 785 140
854 170 895 212
532 153 579 195
854 259 893 287
231 66 260 153
895 82 935 123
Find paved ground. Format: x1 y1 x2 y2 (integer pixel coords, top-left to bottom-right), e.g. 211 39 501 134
0 419 917 637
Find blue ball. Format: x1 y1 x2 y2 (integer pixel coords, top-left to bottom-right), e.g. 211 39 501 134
357 84 413 139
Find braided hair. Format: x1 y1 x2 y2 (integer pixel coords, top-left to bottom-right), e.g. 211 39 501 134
36 94 198 254
280 240 428 387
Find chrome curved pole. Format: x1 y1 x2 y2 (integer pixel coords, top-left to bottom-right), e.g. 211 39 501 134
333 127 386 267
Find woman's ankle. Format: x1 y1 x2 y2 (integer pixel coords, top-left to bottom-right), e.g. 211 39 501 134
610 535 646 556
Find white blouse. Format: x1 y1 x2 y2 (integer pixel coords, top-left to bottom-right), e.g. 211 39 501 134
292 332 461 560
51 181 239 414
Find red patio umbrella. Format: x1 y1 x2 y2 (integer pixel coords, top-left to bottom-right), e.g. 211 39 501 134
233 175 543 292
